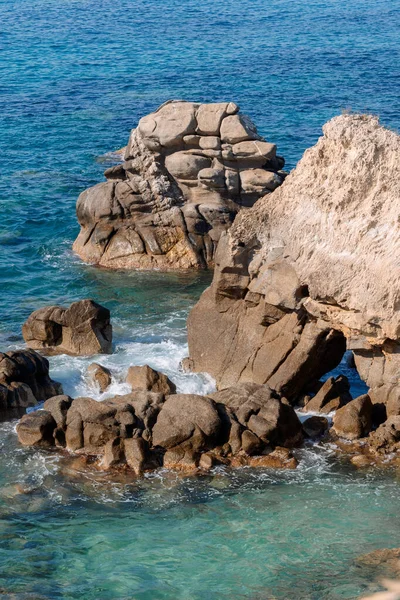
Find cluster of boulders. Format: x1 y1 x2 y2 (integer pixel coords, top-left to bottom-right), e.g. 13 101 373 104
73 100 285 270
0 349 62 421
17 375 306 472
22 299 112 355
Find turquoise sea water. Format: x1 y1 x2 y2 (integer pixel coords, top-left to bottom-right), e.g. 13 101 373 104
1 0 400 597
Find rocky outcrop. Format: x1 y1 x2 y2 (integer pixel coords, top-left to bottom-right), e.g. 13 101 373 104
126 364 176 394
73 100 285 270
0 350 62 421
188 115 400 408
22 299 112 355
16 383 302 472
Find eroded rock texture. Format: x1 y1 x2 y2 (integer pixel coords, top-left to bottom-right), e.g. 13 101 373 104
22 299 112 356
73 100 285 270
17 382 302 472
188 114 400 406
0 349 62 421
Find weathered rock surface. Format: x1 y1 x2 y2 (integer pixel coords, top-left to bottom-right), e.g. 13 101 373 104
87 363 112 392
126 364 176 394
0 349 62 421
16 383 302 473
332 394 373 440
303 376 352 413
188 115 400 407
73 100 285 270
22 299 112 355
302 416 329 439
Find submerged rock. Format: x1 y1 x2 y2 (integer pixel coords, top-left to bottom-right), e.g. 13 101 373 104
73 100 285 270
0 349 62 421
187 114 400 409
22 299 112 356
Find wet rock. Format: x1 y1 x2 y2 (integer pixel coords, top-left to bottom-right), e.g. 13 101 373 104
355 547 400 578
303 376 351 413
152 394 221 451
16 410 57 447
43 395 72 428
351 454 372 468
332 394 373 440
126 364 176 394
22 299 112 355
87 363 112 392
368 416 400 453
210 383 303 448
0 349 62 421
123 437 150 475
302 416 329 439
73 100 285 270
102 437 123 469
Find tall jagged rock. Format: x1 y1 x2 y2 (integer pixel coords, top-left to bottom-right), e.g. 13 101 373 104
188 114 400 404
73 100 285 270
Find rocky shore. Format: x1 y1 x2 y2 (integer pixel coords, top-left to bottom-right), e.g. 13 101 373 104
9 110 400 477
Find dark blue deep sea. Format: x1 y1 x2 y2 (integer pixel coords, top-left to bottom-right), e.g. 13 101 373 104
1 0 400 598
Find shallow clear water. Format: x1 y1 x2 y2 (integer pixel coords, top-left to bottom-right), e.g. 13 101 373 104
1 0 400 597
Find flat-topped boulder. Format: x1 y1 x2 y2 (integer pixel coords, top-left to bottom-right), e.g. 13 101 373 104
73 100 285 270
0 349 62 421
22 299 112 356
187 115 400 408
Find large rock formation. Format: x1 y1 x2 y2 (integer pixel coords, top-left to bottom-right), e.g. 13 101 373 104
73 100 285 270
188 114 400 407
0 349 62 421
22 299 112 355
16 382 302 472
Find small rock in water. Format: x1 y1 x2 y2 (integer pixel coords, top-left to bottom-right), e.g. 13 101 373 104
87 363 112 392
22 299 112 356
126 364 176 395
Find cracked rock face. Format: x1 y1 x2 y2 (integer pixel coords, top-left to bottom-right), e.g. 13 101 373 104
188 114 400 405
73 100 285 270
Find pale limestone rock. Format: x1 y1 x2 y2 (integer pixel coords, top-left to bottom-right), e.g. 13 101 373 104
187 114 400 403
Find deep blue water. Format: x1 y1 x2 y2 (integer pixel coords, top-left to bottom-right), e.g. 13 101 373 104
0 0 399 598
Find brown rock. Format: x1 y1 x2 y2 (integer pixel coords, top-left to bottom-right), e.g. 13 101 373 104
152 394 221 450
87 363 112 392
247 447 298 469
22 299 112 355
0 349 62 421
43 395 72 428
211 383 303 448
72 100 284 271
369 415 400 453
332 394 373 440
302 416 329 439
126 364 176 394
355 548 400 578
303 376 351 413
16 410 57 447
187 114 400 409
102 437 123 469
124 437 149 475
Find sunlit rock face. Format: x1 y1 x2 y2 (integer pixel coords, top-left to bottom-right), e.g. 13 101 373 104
73 100 285 270
188 114 400 408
